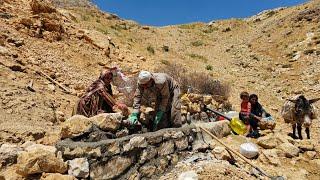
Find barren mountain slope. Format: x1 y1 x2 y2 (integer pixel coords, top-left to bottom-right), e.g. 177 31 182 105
0 0 319 152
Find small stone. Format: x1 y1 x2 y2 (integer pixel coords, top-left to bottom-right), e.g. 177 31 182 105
48 84 55 91
212 146 232 161
260 149 281 166
105 141 120 156
128 171 141 180
55 111 65 122
171 154 179 165
67 158 89 178
158 140 175 156
139 165 156 178
40 173 76 180
0 144 23 167
139 146 157 164
178 171 198 180
203 95 213 105
175 137 188 151
304 151 316 160
0 46 10 55
123 136 148 152
172 131 184 139
158 158 169 173
278 143 300 158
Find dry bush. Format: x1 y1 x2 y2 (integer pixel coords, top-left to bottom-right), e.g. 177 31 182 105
155 63 230 99
50 0 93 8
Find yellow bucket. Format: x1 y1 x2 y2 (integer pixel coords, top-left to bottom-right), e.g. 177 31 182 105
229 117 247 135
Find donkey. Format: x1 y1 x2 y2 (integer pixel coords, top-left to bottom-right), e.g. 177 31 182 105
281 95 319 139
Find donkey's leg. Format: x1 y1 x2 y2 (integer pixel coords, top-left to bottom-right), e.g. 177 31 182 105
297 124 303 140
292 123 298 139
305 127 310 139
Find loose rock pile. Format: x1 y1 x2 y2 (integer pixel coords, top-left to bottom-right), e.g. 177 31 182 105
180 93 232 123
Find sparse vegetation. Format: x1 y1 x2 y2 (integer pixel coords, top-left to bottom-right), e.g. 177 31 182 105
147 45 155 54
202 26 219 33
178 24 197 29
191 40 204 47
155 63 230 98
187 53 208 62
96 27 109 35
206 65 213 70
160 59 170 65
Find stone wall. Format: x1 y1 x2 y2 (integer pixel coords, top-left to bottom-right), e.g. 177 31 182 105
56 120 231 179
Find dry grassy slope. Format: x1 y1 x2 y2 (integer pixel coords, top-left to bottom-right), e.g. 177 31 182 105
0 0 319 145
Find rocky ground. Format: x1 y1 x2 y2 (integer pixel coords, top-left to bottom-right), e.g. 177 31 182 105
1 0 320 179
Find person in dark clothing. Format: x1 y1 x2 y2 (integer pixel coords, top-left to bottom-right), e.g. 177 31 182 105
247 94 270 138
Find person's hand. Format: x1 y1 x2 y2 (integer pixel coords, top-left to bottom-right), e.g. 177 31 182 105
153 111 164 130
128 112 139 125
115 103 128 110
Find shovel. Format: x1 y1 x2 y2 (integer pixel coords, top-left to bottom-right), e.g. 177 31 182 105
199 126 284 180
200 104 247 135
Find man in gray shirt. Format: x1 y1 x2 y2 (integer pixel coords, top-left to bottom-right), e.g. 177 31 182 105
129 71 181 131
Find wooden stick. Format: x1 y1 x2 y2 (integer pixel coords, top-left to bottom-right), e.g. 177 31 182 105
36 70 71 93
199 126 270 178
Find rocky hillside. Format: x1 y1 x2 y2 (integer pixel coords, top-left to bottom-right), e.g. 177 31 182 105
1 0 320 179
1 0 319 143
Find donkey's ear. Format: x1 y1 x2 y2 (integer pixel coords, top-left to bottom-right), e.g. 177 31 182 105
309 98 320 104
288 99 297 103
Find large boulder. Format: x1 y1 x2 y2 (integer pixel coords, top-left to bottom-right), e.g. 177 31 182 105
90 113 122 132
90 156 133 179
0 144 23 168
278 143 300 158
296 140 315 151
16 150 67 176
22 141 56 154
257 136 284 149
67 158 89 178
30 0 57 14
40 173 76 180
60 115 93 139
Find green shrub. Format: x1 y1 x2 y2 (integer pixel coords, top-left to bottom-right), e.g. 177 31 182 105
206 65 213 71
147 45 155 54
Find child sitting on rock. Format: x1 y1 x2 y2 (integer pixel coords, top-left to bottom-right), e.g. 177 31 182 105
239 91 260 138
